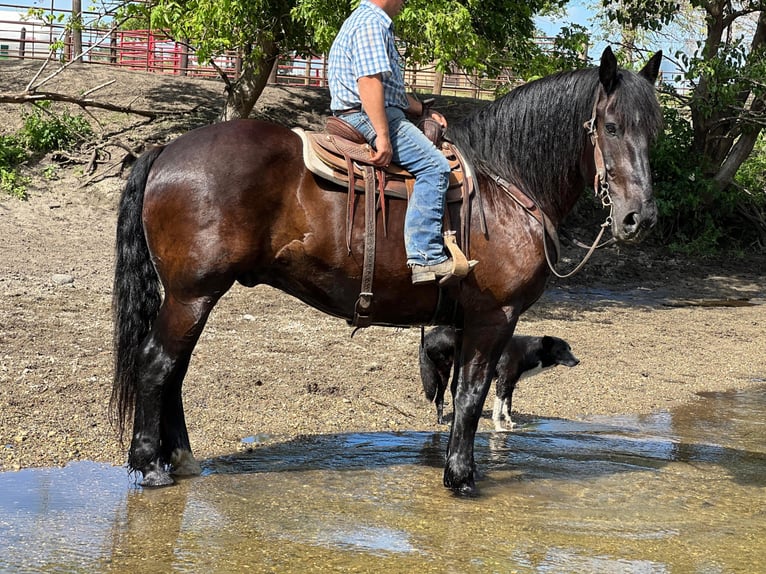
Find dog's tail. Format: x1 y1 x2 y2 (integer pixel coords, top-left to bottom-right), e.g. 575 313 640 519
419 345 440 402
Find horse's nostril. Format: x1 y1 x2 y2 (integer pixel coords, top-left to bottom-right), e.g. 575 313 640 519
623 212 640 233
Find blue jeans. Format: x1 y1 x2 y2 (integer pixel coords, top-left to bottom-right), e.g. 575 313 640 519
341 107 451 266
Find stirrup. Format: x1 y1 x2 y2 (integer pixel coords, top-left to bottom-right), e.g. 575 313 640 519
439 231 478 286
443 231 470 276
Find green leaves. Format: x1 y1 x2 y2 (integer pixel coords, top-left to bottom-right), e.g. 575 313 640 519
0 101 93 200
600 0 680 32
289 0 577 79
0 134 28 199
20 101 93 153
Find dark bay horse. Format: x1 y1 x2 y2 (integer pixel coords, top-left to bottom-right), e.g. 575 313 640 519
112 47 663 495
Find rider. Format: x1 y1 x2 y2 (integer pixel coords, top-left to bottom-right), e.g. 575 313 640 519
327 0 477 285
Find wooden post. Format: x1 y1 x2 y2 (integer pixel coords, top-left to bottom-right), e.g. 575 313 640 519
433 70 444 95
109 29 117 64
19 27 26 59
179 39 189 76
63 29 71 63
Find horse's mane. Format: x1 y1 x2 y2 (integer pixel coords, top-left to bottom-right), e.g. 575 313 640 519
446 66 663 214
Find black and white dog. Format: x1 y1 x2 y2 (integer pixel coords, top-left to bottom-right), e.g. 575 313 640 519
419 326 579 429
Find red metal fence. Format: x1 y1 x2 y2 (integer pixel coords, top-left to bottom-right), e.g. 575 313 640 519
0 2 517 98
0 2 689 98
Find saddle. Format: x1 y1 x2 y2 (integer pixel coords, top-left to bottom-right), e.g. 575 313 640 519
293 116 480 328
293 118 473 206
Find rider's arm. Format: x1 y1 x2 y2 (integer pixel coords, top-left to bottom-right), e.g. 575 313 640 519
358 74 393 167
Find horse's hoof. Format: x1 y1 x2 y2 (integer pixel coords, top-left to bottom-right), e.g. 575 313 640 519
454 482 479 497
140 468 175 487
170 448 202 476
443 466 477 497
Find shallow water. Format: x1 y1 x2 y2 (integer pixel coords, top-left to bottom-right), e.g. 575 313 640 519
1 388 764 573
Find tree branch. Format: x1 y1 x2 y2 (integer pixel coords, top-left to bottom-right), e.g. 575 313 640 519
0 90 183 118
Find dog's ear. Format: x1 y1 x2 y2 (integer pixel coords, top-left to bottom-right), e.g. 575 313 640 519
541 336 554 350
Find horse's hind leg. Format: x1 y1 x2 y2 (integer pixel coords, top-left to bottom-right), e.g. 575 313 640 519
161 350 200 477
129 293 219 486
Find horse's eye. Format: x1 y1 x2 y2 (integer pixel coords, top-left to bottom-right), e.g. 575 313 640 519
605 123 618 136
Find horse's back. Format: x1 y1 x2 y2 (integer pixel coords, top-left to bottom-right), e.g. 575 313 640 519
141 119 309 291
147 119 303 193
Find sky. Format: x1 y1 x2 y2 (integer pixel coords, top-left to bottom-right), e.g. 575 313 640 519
535 1 609 63
536 1 593 37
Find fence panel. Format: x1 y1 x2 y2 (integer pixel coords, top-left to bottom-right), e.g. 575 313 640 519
4 2 648 99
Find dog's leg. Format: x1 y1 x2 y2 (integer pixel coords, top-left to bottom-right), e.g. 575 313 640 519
491 396 505 431
435 382 446 425
501 395 515 429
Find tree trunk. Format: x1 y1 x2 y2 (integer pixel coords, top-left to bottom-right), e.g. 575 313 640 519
71 0 83 64
713 91 765 190
691 2 766 183
219 40 279 121
690 2 725 159
433 70 444 95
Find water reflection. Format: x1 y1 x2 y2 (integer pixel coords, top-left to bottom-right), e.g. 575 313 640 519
0 388 764 573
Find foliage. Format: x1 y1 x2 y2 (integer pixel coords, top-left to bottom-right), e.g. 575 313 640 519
650 105 766 253
0 135 28 199
733 132 766 249
515 24 591 82
0 102 93 199
650 106 718 254
293 0 571 79
19 101 93 153
147 0 301 64
0 134 26 168
598 0 766 252
735 132 766 194
601 0 680 32
678 38 764 123
0 168 28 200
130 0 579 118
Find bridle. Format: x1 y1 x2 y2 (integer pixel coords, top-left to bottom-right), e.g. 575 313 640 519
541 89 616 279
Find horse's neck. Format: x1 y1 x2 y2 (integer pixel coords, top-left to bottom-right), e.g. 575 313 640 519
537 159 589 227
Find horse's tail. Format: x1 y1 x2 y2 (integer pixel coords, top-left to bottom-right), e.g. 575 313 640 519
110 145 165 442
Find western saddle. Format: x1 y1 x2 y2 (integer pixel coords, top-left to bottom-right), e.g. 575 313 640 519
293 115 479 328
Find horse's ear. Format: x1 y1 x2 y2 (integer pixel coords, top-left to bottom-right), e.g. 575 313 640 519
599 46 618 94
639 50 663 85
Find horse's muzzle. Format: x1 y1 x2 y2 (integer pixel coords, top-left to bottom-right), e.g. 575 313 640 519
615 199 657 243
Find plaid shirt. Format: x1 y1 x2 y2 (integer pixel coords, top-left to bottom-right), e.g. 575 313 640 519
328 0 409 112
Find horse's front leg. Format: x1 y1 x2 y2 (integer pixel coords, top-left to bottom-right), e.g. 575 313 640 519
444 319 516 495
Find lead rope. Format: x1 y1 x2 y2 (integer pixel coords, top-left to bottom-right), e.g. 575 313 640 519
543 185 613 279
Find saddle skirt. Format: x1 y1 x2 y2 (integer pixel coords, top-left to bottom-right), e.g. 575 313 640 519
292 126 474 203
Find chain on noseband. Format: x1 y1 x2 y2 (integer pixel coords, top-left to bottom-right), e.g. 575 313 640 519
541 91 615 279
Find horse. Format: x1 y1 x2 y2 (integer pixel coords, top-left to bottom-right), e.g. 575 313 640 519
111 46 663 495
